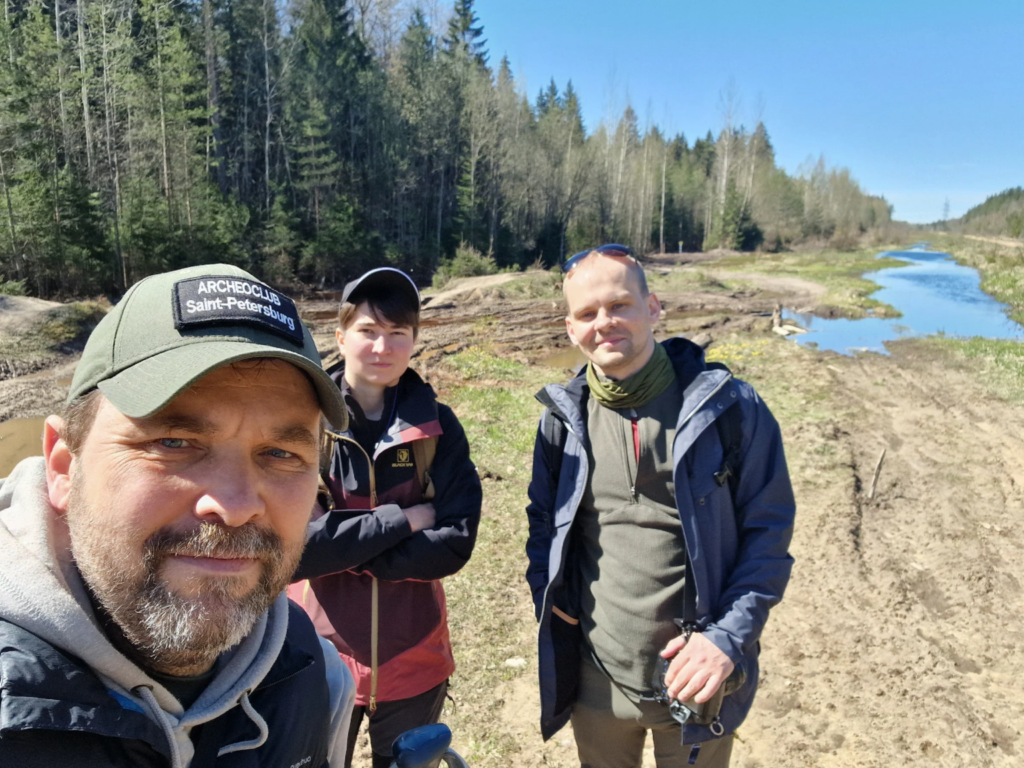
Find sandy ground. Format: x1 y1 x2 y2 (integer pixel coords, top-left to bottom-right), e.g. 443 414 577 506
424 273 523 306
0 295 61 336
1 261 1022 767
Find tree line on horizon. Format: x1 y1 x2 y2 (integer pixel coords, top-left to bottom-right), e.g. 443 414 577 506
936 188 1024 240
0 0 894 299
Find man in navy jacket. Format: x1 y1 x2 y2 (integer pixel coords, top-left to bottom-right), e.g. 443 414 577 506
525 247 795 767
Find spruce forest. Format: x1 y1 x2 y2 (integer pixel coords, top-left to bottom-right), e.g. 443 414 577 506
0 0 894 298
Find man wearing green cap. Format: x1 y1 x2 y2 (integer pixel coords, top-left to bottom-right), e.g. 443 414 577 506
0 264 355 767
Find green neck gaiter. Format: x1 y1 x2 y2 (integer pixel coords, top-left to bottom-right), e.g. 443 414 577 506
587 342 676 410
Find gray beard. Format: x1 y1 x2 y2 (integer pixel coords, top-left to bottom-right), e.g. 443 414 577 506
66 473 301 675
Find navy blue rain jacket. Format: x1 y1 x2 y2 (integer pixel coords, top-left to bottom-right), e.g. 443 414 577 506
525 337 796 743
0 602 331 767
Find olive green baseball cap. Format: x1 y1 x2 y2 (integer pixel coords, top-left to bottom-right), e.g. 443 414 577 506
67 264 347 430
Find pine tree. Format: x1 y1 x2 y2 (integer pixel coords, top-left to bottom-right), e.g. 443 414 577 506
261 191 300 284
294 93 341 234
443 0 486 66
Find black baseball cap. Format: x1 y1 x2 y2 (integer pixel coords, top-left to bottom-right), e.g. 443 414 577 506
341 267 420 310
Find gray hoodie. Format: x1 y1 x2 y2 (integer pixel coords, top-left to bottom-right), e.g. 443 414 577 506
0 457 354 768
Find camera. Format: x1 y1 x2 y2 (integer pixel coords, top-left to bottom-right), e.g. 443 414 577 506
651 656 726 730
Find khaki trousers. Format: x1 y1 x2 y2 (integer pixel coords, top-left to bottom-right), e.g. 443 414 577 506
570 658 733 768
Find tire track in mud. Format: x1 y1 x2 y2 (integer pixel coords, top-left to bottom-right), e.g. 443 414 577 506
736 346 1024 768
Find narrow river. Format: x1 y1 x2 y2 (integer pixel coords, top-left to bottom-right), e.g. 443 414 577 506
784 247 1024 355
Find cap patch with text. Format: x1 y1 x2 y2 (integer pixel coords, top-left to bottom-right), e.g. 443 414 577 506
173 276 304 345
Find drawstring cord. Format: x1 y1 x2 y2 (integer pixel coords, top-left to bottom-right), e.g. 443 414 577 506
136 685 270 762
217 691 270 756
136 686 183 768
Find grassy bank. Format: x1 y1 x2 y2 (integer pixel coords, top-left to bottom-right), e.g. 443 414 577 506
715 248 909 317
913 232 1024 404
920 337 1024 405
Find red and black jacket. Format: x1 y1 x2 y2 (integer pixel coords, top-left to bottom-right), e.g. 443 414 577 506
290 364 482 705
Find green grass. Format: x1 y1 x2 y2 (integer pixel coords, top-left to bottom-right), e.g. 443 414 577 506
922 337 1024 404
645 267 738 295
0 278 26 295
446 347 533 381
37 301 108 346
490 270 561 300
715 248 909 317
435 353 549 765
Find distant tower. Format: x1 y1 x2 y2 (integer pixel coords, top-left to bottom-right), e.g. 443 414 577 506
943 197 950 222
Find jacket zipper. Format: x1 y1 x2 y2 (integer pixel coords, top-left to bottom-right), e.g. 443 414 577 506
621 409 640 502
324 428 380 711
325 429 378 506
672 371 734 622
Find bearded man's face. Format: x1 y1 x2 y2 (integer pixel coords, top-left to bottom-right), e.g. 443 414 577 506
53 361 321 676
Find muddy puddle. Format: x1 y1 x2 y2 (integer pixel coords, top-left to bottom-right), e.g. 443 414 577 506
541 347 587 370
0 416 47 477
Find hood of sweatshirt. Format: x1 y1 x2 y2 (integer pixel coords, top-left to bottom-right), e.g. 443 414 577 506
0 456 290 768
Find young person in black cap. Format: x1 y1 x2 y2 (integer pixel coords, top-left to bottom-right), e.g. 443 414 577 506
289 267 482 768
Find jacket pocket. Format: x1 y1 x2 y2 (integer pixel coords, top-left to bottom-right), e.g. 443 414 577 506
550 610 582 718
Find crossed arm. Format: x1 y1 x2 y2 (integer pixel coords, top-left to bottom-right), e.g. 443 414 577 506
294 405 482 583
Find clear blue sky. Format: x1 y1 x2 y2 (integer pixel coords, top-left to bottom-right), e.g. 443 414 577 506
473 0 1023 224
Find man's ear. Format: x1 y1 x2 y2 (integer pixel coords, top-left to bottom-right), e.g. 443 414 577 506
43 415 73 513
335 327 345 355
565 316 580 347
647 292 662 323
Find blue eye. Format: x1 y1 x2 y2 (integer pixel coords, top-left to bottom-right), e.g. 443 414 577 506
267 448 295 459
158 438 187 449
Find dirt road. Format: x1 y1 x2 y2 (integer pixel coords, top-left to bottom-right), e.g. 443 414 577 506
731 342 1024 767
1 259 1022 767
964 234 1023 249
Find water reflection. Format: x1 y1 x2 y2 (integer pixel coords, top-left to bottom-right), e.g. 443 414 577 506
784 249 1024 355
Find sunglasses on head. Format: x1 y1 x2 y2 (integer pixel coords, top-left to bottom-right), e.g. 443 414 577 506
561 244 639 275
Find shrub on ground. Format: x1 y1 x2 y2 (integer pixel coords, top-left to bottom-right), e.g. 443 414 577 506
0 278 26 295
433 244 498 288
